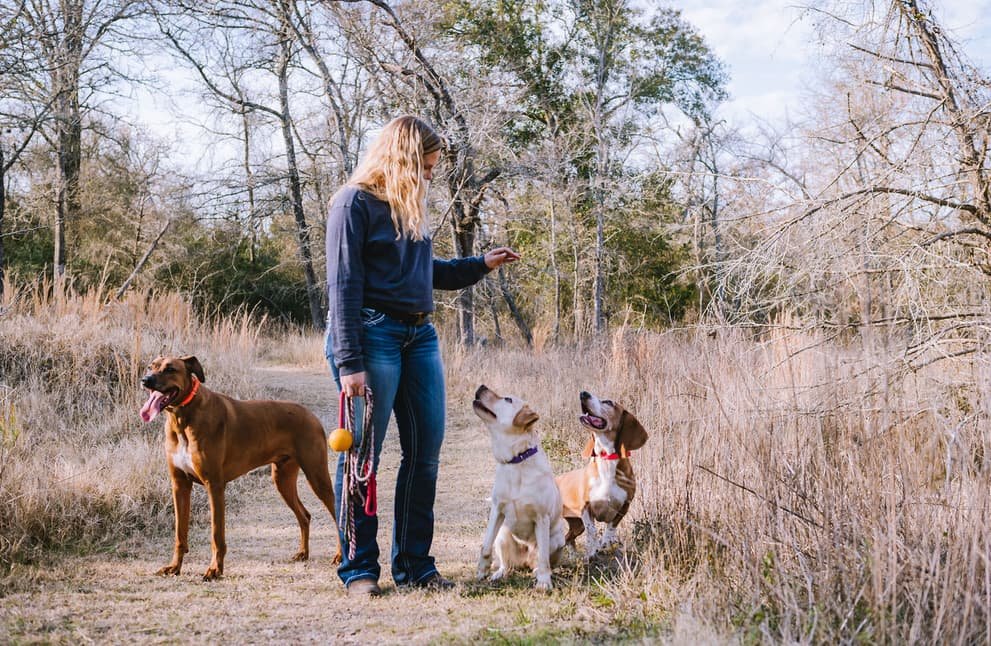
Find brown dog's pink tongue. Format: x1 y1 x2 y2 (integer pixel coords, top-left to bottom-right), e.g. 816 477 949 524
141 391 167 422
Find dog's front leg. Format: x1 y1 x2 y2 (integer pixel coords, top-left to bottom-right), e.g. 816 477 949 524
534 514 553 591
581 507 601 559
203 480 227 581
158 474 192 576
477 504 504 581
601 498 630 550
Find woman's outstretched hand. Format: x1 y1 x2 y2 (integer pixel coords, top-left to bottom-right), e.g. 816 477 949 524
483 247 521 270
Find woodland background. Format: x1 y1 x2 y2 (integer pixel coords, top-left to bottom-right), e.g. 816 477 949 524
3 0 991 642
2 0 988 352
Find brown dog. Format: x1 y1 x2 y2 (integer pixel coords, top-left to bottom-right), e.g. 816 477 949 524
140 355 341 580
555 391 648 558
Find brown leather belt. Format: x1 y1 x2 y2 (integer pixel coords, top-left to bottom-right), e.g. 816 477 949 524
375 308 431 326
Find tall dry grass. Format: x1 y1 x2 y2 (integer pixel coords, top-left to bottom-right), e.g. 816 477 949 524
5 282 987 641
444 324 990 643
0 278 265 578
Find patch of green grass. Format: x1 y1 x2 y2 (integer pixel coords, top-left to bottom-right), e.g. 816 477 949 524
471 625 586 645
452 618 666 645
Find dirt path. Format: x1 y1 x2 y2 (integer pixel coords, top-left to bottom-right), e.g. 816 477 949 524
0 364 619 644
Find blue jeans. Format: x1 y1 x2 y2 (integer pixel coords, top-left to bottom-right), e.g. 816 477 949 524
325 308 445 586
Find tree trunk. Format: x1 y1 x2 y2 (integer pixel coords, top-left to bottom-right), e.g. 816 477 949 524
550 197 560 339
705 128 724 318
241 110 258 264
487 279 502 344
593 181 605 333
53 1 83 280
590 3 617 335
899 0 990 220
277 32 324 329
54 83 81 280
451 217 476 345
571 216 583 340
0 143 5 297
498 266 532 346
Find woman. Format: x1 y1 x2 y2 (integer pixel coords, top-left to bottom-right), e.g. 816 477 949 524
325 115 519 596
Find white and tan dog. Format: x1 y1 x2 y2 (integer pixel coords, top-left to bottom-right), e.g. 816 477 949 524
556 391 648 558
472 385 567 591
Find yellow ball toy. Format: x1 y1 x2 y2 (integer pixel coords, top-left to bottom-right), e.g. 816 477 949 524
328 427 353 452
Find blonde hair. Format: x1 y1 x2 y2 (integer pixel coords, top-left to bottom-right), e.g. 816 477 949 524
346 115 442 241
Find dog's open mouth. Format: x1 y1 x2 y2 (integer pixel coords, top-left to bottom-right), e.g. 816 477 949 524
472 399 495 420
580 413 607 430
140 387 180 422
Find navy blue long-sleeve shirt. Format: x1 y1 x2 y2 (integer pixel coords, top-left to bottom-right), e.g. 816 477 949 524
326 185 490 375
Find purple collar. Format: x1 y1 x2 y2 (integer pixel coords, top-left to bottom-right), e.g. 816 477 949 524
506 446 539 464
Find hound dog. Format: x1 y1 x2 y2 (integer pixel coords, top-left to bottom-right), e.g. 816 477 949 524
472 385 567 591
140 355 341 580
555 391 648 558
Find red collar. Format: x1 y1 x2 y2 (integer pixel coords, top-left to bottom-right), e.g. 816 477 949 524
593 448 632 461
175 376 201 407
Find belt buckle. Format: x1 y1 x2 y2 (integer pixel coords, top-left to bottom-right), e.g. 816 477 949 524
411 312 428 326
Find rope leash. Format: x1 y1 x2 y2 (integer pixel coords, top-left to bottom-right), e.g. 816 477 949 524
337 387 376 561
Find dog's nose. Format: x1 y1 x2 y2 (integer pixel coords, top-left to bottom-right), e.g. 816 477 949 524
141 375 155 388
475 385 488 399
580 391 591 400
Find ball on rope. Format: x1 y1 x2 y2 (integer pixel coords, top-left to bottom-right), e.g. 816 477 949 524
328 427 353 452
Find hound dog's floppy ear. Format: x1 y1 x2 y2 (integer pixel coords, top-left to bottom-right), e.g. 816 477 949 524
617 408 648 455
513 405 539 429
181 355 206 384
581 437 595 459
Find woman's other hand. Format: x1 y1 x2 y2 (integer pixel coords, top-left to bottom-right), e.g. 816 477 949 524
483 247 521 270
340 371 366 397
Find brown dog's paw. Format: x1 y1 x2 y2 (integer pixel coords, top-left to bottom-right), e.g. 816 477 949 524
202 566 222 581
331 548 343 566
156 564 182 576
291 550 309 562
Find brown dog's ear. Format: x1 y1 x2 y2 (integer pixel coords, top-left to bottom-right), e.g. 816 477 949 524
581 436 595 459
512 405 539 429
618 409 647 454
181 355 206 384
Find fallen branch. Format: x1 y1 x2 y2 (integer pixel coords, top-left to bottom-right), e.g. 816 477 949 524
115 219 171 300
695 464 823 529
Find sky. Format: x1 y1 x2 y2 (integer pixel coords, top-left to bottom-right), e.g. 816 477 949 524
122 1 991 175
670 0 991 126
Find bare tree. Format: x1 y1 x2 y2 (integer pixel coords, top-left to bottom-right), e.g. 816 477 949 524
0 1 55 294
1 0 144 279
285 0 366 181
717 0 990 371
156 0 331 328
329 0 503 345
584 0 618 335
0 140 5 295
661 109 739 320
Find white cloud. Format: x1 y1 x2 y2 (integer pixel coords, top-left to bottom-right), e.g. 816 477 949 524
670 0 991 126
671 1 815 122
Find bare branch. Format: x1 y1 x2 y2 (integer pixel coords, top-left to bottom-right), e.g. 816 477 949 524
156 18 282 119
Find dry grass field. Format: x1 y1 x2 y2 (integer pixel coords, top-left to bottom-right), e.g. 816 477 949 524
1 283 989 643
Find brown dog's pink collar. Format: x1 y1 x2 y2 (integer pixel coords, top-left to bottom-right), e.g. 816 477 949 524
176 376 200 407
